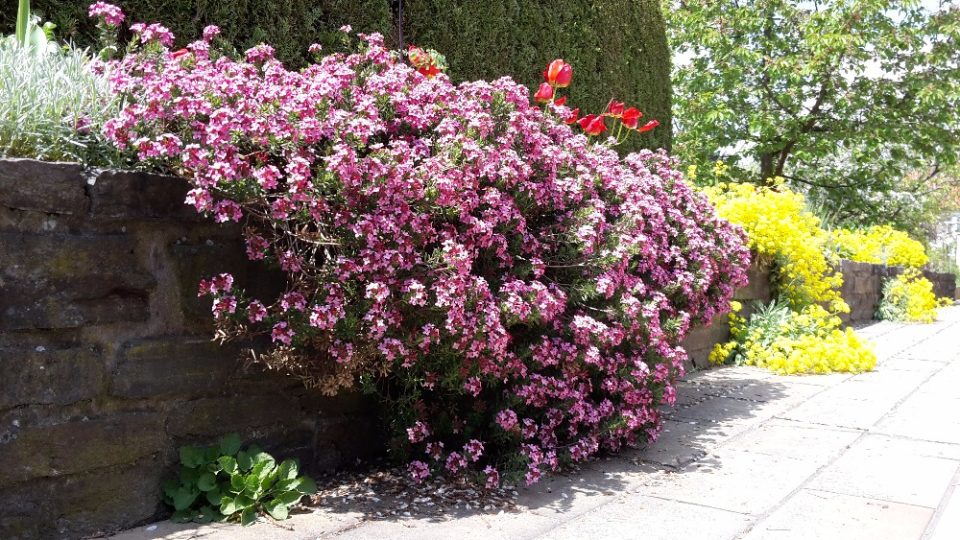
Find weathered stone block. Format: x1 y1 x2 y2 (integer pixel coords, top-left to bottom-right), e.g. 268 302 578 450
0 413 165 488
165 394 300 438
0 158 88 215
0 345 102 410
0 456 165 540
111 337 241 399
0 232 154 329
88 170 198 221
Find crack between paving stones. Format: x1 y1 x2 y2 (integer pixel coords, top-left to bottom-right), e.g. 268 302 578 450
921 462 960 539
733 315 960 539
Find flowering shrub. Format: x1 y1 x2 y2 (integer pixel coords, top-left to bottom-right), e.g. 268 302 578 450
831 225 929 268
97 5 750 486
704 181 877 374
710 301 876 374
877 268 952 323
703 180 847 313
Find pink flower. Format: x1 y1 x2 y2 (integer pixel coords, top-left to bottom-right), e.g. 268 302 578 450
88 2 124 26
445 452 467 474
247 300 267 323
202 25 221 41
484 466 500 488
406 421 430 443
496 409 518 432
408 460 430 483
463 439 484 461
463 377 482 397
271 322 294 345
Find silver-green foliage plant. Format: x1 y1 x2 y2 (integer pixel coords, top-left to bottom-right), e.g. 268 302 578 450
164 434 317 526
1 0 121 165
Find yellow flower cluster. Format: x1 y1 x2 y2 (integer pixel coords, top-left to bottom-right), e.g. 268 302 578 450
831 225 929 268
709 305 876 374
701 179 876 375
704 181 848 313
877 268 952 323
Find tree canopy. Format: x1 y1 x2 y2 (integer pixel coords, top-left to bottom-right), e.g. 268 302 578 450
665 0 960 233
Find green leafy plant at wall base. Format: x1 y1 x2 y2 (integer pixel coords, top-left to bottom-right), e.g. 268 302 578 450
164 434 316 526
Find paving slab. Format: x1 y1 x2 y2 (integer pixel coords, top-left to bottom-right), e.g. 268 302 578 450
721 418 861 462
638 448 822 515
927 473 960 540
741 489 933 540
805 434 960 508
540 494 752 540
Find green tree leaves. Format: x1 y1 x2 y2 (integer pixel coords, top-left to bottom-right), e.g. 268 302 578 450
665 0 960 231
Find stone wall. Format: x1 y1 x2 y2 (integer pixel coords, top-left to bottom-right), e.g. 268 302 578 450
682 263 772 369
0 159 380 540
839 260 958 325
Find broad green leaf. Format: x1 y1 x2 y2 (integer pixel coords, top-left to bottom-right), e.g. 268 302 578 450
295 476 317 495
172 487 199 511
264 499 289 521
219 496 238 516
230 472 245 492
236 450 252 472
218 456 239 475
206 487 223 506
219 433 243 456
273 490 303 506
276 459 299 481
240 507 257 526
197 472 217 492
179 445 206 468
170 509 196 523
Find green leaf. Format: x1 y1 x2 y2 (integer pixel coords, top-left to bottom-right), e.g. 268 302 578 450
180 466 202 486
276 459 299 481
197 472 217 492
240 506 257 526
172 487 199 511
230 472 246 492
179 445 207 468
264 499 289 521
219 433 243 456
273 478 300 492
249 450 276 471
15 0 29 45
170 509 196 523
218 456 239 475
195 505 218 524
162 479 180 501
295 476 317 495
219 496 239 516
206 487 223 506
273 490 304 506
236 450 252 472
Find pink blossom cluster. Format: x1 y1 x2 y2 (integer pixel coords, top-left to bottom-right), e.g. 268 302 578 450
100 15 750 486
88 2 124 26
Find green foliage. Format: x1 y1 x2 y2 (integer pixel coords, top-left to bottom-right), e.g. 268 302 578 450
666 0 960 228
0 38 122 165
163 434 316 526
0 1 672 152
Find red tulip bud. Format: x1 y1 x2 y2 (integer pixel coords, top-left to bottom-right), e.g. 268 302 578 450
545 59 566 85
170 48 190 60
534 82 554 103
555 64 573 88
607 100 625 117
621 107 642 129
638 119 660 133
554 96 567 106
564 107 580 124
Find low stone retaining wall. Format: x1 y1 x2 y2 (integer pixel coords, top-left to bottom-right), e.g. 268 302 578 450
2 158 956 538
0 159 379 540
839 260 957 325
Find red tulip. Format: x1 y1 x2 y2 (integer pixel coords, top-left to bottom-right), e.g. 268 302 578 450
554 96 567 106
170 48 190 60
578 114 606 136
638 119 660 133
607 100 625 117
544 59 566 85
621 107 642 129
555 63 573 88
418 65 440 78
564 107 580 124
534 82 554 103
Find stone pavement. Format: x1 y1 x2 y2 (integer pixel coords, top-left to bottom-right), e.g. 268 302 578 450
110 306 960 540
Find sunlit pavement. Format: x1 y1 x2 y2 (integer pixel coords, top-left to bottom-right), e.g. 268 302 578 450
110 306 960 540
